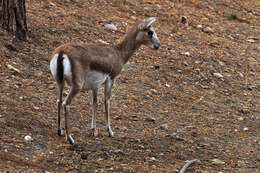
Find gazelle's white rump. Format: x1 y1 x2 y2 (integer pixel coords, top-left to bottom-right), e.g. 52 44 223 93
50 53 72 81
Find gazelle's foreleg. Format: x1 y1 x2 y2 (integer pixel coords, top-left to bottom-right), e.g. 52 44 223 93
104 78 114 137
91 89 99 137
63 86 80 145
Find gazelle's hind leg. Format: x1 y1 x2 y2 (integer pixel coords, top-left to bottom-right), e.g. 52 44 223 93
104 78 114 137
91 88 99 137
63 85 81 145
57 82 64 136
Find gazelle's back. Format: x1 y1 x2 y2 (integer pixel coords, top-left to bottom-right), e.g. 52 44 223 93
52 43 123 80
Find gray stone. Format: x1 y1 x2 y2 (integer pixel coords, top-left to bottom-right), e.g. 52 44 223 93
203 27 213 33
114 149 123 154
160 124 169 130
105 23 117 31
211 159 225 165
213 73 223 78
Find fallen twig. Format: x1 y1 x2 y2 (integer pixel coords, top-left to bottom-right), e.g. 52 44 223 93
179 159 201 173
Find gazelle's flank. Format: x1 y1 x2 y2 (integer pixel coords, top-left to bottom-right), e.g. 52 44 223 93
50 17 160 144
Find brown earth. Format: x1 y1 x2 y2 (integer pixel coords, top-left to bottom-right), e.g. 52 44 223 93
0 0 259 172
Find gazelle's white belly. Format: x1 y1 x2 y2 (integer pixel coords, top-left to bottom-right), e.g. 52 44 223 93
83 71 109 90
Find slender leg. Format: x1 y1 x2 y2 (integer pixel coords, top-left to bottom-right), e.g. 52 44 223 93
91 88 98 137
57 83 64 136
63 86 80 145
104 78 114 137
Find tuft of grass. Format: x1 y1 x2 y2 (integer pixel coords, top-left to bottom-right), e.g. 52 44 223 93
227 13 250 23
227 13 239 21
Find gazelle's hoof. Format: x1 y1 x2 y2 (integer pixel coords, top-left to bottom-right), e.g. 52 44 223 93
58 129 62 136
108 131 114 137
106 127 114 137
66 135 75 145
92 129 98 137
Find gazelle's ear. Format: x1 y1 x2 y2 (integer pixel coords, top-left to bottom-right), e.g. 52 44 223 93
138 17 157 30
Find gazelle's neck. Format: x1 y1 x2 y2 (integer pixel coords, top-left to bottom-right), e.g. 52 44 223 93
115 30 141 64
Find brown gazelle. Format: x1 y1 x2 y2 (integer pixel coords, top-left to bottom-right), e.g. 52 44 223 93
50 17 160 144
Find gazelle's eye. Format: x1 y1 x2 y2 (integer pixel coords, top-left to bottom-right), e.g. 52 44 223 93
147 30 153 36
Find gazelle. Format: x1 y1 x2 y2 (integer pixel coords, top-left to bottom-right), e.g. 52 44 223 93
50 17 160 144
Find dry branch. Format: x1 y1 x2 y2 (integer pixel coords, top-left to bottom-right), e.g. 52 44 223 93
179 159 201 173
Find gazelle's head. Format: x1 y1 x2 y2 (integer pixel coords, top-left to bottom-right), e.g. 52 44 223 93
136 17 160 50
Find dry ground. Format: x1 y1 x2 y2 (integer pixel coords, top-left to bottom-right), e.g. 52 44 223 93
0 0 259 172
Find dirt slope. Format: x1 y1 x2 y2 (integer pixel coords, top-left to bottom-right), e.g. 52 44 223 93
0 0 259 172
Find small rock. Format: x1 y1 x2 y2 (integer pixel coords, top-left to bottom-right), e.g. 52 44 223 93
98 39 108 44
150 89 158 94
177 70 182 74
180 16 188 24
154 65 160 70
7 64 20 73
201 85 209 89
183 61 189 66
114 149 123 154
237 72 244 78
165 83 170 88
122 126 128 131
48 84 56 90
24 135 33 141
33 106 40 110
246 39 255 43
19 96 25 100
114 116 122 120
146 117 156 122
139 145 145 149
211 159 225 165
160 124 169 130
243 127 249 131
237 160 245 167
150 157 157 161
203 27 213 33
197 24 203 29
104 23 117 31
184 52 190 56
218 61 225 66
213 73 223 78
241 108 249 114
238 117 244 121
130 16 136 20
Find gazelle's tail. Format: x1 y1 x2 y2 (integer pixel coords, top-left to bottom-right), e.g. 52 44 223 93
56 51 64 84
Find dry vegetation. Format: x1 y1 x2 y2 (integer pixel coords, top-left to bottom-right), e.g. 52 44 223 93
0 0 259 172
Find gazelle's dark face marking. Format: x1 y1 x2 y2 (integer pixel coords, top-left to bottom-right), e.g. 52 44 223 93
136 17 160 50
